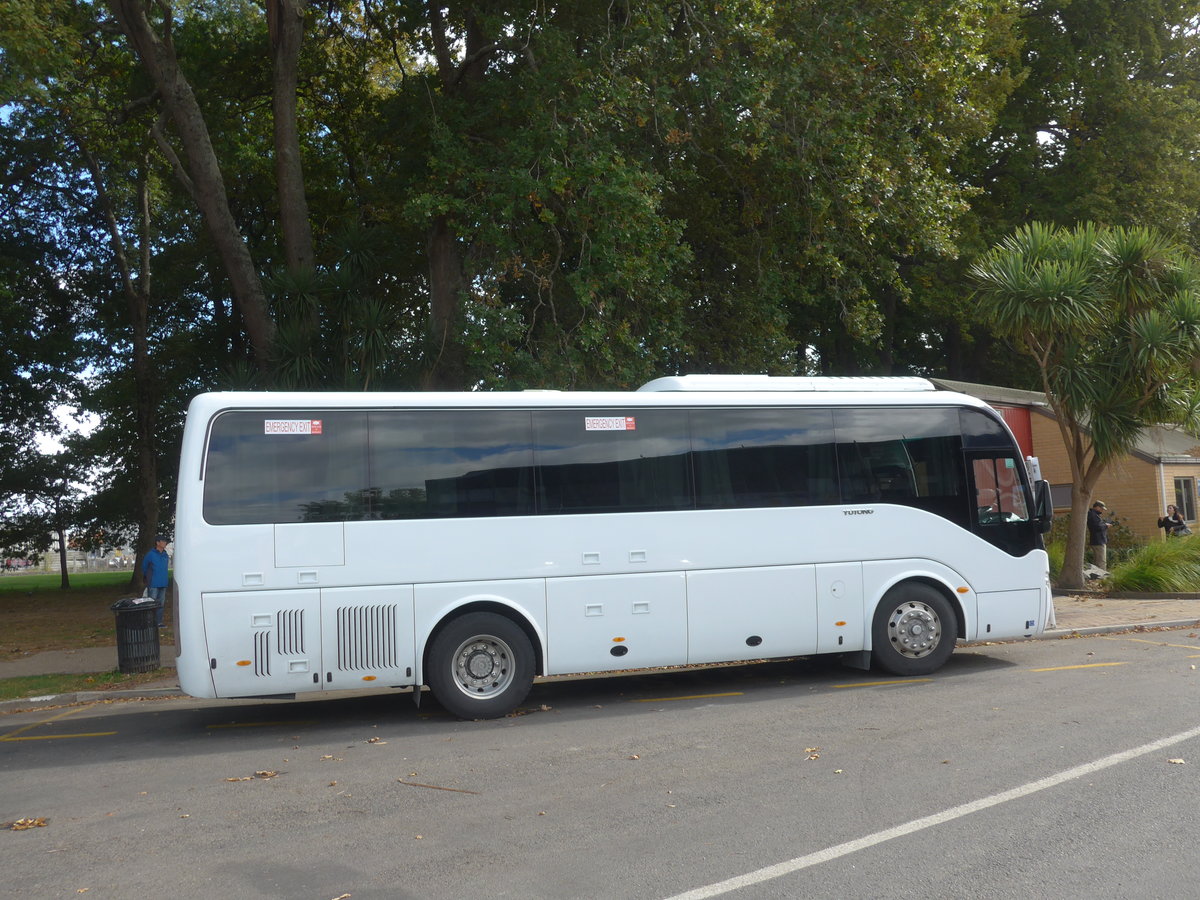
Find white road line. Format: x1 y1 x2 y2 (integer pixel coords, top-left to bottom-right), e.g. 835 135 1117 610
664 722 1200 900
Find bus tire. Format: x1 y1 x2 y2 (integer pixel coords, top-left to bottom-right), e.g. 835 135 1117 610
870 583 956 677
426 612 535 719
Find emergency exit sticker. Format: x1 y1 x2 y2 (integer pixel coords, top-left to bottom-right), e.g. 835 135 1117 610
264 419 323 435
585 416 636 431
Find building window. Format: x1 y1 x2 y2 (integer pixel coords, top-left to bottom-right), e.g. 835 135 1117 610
1049 483 1073 510
1174 477 1197 521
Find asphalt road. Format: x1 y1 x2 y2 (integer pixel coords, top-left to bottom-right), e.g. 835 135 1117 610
2 630 1199 899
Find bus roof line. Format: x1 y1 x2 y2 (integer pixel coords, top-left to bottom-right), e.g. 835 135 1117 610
637 375 936 393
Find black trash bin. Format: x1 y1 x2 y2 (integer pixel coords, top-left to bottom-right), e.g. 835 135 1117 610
111 597 161 674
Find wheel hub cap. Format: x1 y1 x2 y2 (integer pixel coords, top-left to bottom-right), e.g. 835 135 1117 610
453 638 512 696
889 601 941 658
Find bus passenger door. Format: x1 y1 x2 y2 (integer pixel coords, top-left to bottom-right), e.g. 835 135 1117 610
202 590 322 698
546 573 686 674
320 585 415 692
686 566 818 664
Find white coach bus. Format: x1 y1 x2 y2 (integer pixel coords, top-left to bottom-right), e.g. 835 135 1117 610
171 375 1053 718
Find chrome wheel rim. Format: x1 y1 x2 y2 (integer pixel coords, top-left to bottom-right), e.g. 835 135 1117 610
450 634 516 700
887 600 942 658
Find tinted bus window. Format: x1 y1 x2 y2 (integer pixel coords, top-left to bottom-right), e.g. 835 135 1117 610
204 411 370 525
691 408 838 508
960 408 1014 449
836 408 966 524
534 410 692 513
369 410 535 519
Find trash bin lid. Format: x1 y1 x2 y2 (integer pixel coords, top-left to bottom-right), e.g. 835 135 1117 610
111 596 160 610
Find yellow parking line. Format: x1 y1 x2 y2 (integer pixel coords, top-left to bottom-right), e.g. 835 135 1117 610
207 720 318 729
1108 637 1200 651
1030 662 1127 672
0 705 93 741
1 732 117 741
631 692 743 703
833 679 933 689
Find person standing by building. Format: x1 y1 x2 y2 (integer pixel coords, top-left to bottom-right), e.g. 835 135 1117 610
1158 504 1190 537
1087 501 1110 571
141 536 171 628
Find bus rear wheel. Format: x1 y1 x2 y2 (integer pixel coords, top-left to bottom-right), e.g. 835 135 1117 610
871 583 956 677
427 612 535 719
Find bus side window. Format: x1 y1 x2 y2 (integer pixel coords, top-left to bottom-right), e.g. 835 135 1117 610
369 410 536 519
533 410 692 514
204 411 369 525
689 408 838 509
834 408 966 525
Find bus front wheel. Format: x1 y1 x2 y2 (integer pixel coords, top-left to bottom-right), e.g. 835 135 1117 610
871 583 956 677
426 612 535 719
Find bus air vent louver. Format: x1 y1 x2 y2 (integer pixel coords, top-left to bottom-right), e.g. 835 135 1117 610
254 630 271 677
336 605 398 671
276 608 306 655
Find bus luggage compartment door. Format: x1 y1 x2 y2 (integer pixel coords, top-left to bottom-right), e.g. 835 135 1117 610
546 572 686 674
686 565 818 664
202 589 322 698
320 585 416 690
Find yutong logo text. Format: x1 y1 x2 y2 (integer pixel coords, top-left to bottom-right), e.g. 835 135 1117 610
843 509 875 516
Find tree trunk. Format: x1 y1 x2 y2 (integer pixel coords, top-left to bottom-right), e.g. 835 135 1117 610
131 162 160 578
106 0 276 375
82 146 160 599
1060 490 1093 591
56 524 70 590
420 3 494 390
422 214 468 389
268 0 314 274
1053 406 1106 591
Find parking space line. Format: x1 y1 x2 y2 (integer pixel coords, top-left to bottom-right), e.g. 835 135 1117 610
2 732 117 741
1030 662 1127 672
663 722 1200 900
1105 637 1200 651
206 720 318 729
631 693 743 703
832 679 932 689
0 705 97 742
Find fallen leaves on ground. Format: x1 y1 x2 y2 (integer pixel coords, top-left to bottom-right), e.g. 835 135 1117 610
7 817 47 830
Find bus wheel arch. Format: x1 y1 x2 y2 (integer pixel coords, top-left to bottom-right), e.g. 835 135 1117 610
870 579 961 677
423 605 540 719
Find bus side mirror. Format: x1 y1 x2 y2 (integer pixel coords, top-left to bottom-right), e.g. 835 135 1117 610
1034 480 1053 533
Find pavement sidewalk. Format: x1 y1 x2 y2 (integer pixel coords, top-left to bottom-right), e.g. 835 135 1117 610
2 594 1199 713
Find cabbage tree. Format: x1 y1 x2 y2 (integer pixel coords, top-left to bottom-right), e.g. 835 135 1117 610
971 222 1200 589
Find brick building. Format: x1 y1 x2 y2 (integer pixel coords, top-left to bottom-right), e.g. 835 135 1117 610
932 379 1200 543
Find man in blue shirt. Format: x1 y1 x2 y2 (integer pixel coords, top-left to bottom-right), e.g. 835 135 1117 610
141 536 171 628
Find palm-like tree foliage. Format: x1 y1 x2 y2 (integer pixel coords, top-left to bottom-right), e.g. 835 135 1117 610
971 222 1200 589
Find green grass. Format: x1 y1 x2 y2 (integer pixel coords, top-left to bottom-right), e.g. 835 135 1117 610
1 572 175 702
0 669 175 703
1109 535 1200 592
1 580 136 661
0 571 136 593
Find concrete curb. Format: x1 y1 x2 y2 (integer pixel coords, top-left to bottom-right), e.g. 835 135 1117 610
1038 618 1200 638
0 686 183 714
